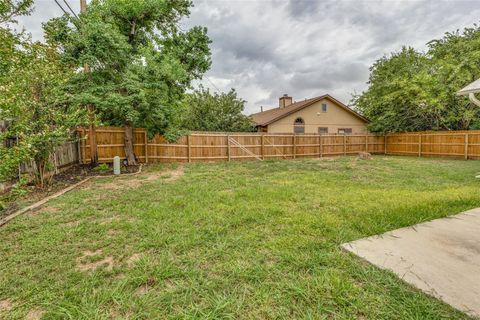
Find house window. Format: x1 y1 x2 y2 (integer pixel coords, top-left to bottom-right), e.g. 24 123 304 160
318 127 328 134
293 117 305 134
321 103 327 112
338 128 352 134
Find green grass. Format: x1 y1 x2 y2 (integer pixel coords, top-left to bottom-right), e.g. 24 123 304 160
1 156 479 319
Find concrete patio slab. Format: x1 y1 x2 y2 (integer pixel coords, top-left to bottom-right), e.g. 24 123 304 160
342 208 480 317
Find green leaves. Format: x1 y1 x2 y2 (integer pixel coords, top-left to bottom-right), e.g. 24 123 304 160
353 26 480 133
0 0 33 24
180 86 255 133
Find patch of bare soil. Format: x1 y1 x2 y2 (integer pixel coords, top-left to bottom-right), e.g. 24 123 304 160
26 308 44 320
27 205 60 217
164 279 176 291
76 250 114 272
127 253 142 268
357 152 373 160
63 219 81 227
135 278 156 296
0 299 13 312
95 165 184 190
313 157 335 161
99 215 122 225
140 165 185 182
135 284 150 296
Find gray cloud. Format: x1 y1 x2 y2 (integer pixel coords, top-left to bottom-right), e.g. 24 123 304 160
16 0 480 113
287 0 320 17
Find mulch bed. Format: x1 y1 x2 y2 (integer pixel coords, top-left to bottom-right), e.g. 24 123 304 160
0 164 140 219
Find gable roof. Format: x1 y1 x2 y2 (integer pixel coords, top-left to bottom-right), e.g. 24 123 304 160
250 94 368 126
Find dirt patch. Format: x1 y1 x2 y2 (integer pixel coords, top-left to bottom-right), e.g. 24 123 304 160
127 253 142 268
145 165 184 182
76 250 114 272
28 206 60 217
107 229 118 237
164 279 176 290
313 157 335 161
94 166 184 190
93 178 143 190
26 308 44 320
64 219 81 227
135 278 156 296
0 299 13 311
135 284 150 296
99 215 122 225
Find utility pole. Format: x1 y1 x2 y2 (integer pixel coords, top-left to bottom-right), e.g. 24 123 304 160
80 0 98 164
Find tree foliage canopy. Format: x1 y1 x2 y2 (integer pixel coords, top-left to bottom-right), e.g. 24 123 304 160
179 86 255 133
353 25 480 133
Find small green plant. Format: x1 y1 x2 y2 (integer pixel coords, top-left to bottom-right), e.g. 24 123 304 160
93 163 111 174
10 175 29 198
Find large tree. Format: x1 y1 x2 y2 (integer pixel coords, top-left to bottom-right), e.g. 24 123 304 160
179 86 255 132
353 26 480 133
46 0 211 164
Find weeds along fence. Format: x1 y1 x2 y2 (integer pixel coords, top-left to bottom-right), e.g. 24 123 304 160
77 127 480 163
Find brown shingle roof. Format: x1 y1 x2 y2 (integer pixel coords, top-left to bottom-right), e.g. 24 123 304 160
250 94 368 126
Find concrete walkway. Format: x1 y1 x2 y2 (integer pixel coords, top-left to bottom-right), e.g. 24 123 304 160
342 208 480 317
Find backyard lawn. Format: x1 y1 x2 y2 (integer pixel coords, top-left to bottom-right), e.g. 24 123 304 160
1 156 480 319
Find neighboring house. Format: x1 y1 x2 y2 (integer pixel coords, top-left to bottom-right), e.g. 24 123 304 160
250 94 368 134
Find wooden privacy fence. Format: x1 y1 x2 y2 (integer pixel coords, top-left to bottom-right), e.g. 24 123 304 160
77 127 480 164
385 131 480 160
77 127 386 163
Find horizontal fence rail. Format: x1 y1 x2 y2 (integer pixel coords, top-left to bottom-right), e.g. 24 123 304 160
77 127 480 164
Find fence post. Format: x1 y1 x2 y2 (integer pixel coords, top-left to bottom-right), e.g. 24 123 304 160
465 133 469 160
144 130 148 163
418 134 422 157
227 135 231 161
343 134 346 156
187 135 191 163
293 134 296 159
365 134 368 153
76 130 82 164
384 135 387 155
81 128 86 164
261 134 265 160
320 134 323 158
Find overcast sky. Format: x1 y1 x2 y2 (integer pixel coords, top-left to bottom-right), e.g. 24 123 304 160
18 0 480 114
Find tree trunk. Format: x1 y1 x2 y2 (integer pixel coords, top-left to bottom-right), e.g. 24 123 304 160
35 157 45 188
124 123 137 165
